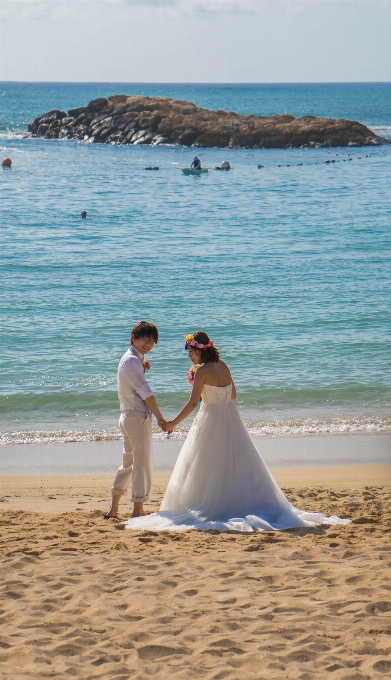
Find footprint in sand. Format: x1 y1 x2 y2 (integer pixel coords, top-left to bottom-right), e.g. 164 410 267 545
366 601 391 615
373 660 391 672
137 645 190 660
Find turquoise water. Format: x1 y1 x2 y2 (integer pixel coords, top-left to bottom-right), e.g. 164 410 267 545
1 83 391 444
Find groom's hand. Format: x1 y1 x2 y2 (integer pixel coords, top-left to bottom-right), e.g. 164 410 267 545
158 417 167 431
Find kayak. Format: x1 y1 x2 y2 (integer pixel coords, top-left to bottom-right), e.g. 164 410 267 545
182 168 208 175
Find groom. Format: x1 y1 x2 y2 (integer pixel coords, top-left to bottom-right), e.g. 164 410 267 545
104 321 166 519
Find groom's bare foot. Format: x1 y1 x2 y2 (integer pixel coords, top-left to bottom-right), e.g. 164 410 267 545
132 501 148 517
131 510 148 517
104 495 120 519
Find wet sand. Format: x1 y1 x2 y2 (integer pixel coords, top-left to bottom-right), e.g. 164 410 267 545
1 432 390 474
1 464 390 678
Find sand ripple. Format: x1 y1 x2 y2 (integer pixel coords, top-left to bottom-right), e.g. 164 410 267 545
1 482 390 678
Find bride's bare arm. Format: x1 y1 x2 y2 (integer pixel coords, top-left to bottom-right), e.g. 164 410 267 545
166 372 204 430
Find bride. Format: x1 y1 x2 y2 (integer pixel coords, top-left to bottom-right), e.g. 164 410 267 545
124 332 350 532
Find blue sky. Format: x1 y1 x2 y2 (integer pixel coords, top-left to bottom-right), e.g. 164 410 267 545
1 1 390 82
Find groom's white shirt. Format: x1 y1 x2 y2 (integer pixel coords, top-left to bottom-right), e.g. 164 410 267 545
118 346 153 414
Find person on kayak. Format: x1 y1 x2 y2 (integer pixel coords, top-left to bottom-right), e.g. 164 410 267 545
191 156 201 170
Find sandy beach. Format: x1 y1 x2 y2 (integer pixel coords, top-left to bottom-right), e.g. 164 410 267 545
1 463 390 679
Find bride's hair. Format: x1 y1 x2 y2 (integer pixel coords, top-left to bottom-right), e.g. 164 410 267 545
193 331 220 363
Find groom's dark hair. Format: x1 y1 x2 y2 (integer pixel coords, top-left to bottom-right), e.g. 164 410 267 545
131 321 159 343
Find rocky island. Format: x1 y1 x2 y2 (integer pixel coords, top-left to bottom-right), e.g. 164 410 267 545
27 94 389 149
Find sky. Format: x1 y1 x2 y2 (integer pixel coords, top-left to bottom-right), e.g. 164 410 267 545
1 1 390 83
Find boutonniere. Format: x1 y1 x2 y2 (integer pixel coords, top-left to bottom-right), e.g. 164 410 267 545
187 363 201 384
143 359 151 371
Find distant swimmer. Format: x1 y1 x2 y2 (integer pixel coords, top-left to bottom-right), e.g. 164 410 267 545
2 157 12 168
215 161 230 171
191 156 201 170
81 210 87 218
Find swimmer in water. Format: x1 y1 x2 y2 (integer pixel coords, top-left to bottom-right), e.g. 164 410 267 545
81 211 87 218
215 161 230 171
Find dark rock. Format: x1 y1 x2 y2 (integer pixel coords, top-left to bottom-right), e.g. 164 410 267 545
60 116 75 127
75 113 91 126
126 102 148 113
29 109 67 134
68 106 87 118
151 135 168 146
130 114 161 132
191 131 231 147
148 115 161 132
42 109 67 122
28 119 39 133
229 134 256 148
125 129 137 142
111 105 131 118
37 123 49 136
93 127 114 142
86 97 109 112
132 130 155 145
99 126 118 142
28 95 391 148
177 126 201 146
45 128 59 139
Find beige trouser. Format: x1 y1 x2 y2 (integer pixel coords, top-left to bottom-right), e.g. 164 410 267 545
111 410 153 503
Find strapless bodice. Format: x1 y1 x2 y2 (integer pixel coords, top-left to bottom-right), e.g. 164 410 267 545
201 383 233 406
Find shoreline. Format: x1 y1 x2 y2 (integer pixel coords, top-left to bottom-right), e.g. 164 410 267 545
1 464 390 514
1 431 390 475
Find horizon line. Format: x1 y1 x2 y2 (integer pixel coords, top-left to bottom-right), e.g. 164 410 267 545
1 80 391 86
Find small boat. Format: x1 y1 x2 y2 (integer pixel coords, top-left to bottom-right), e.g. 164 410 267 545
182 167 209 175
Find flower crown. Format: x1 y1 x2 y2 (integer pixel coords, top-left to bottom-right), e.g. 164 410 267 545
184 333 214 350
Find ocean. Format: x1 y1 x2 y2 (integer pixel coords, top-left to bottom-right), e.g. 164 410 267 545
1 82 391 445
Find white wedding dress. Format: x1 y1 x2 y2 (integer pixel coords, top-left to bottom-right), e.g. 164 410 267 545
125 384 350 533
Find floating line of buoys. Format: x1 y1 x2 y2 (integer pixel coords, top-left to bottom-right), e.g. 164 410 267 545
256 153 372 169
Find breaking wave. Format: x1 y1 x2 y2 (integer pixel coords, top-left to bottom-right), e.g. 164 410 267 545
2 415 390 446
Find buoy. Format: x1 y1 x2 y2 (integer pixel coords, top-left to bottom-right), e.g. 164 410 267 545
2 157 12 167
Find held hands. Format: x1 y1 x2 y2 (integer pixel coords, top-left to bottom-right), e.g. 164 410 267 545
157 417 176 434
163 420 176 434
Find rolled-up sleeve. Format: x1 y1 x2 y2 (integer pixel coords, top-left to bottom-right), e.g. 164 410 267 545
121 356 153 401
